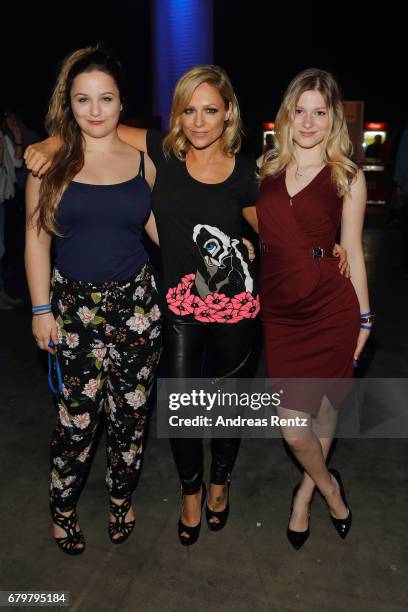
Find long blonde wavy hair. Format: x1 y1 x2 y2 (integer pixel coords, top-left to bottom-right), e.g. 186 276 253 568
34 46 125 234
260 68 357 196
163 65 242 159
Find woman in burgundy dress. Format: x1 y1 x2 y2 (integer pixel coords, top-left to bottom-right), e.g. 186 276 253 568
257 69 373 548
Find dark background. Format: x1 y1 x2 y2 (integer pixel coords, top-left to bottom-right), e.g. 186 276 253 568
1 0 404 154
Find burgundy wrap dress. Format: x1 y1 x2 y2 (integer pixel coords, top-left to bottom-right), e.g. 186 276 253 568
257 165 360 415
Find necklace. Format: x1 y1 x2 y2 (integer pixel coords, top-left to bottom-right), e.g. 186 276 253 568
295 163 324 180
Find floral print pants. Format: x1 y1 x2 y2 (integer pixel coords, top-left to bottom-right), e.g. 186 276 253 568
49 262 162 509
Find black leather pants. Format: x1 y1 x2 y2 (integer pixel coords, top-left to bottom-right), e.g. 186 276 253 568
164 318 257 494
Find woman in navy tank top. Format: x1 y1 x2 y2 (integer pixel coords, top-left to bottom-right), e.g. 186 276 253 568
25 47 162 555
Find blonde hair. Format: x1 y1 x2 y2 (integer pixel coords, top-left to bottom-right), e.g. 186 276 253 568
35 46 125 234
260 68 358 196
163 65 241 159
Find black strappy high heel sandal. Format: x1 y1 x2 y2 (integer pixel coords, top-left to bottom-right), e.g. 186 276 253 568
206 478 231 532
50 504 86 556
178 482 206 546
108 497 135 544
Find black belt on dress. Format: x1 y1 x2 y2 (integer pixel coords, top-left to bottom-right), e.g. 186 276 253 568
259 242 327 258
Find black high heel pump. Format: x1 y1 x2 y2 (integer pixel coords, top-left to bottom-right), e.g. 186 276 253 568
286 484 310 550
328 469 352 539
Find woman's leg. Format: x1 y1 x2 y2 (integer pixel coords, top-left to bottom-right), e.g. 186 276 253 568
49 271 110 550
105 266 162 539
207 319 257 520
164 320 207 537
278 401 349 530
49 345 108 550
288 398 337 531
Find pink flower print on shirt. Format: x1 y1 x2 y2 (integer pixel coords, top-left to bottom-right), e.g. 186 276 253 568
181 293 205 315
204 293 230 311
212 307 242 324
232 292 260 318
240 297 260 318
166 274 259 323
194 308 217 323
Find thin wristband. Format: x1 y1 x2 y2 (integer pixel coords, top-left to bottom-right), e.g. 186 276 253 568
360 311 372 316
33 310 52 316
360 324 372 330
32 303 51 312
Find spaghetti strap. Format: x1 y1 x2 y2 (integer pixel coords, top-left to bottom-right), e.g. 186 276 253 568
138 152 145 179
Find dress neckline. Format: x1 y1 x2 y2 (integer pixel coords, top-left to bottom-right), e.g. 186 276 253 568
284 164 328 199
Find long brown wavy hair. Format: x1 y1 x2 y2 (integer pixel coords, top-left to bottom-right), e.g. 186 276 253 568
260 68 357 196
163 65 242 160
35 46 126 234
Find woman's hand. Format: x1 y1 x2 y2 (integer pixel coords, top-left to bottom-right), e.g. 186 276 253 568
242 238 255 262
354 327 371 362
32 313 59 354
332 243 350 277
24 136 61 177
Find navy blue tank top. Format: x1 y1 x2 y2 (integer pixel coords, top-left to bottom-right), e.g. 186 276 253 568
55 153 151 283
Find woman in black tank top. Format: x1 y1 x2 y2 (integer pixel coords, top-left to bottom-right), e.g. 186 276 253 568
25 47 162 555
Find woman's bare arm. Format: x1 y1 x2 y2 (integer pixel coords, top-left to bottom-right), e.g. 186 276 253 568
242 206 259 234
117 125 148 152
24 125 149 177
340 170 371 360
24 136 61 176
25 174 59 353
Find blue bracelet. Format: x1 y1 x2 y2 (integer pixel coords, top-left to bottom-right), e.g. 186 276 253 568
32 303 51 313
360 324 372 330
48 340 63 394
360 311 372 317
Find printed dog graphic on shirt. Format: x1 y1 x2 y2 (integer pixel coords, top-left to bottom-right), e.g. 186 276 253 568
192 224 253 299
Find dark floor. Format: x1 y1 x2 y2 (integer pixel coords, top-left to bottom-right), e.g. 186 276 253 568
0 207 407 612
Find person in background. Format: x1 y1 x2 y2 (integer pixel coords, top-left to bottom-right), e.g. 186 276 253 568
263 132 275 154
2 108 42 279
0 109 23 309
394 127 408 273
365 134 384 160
